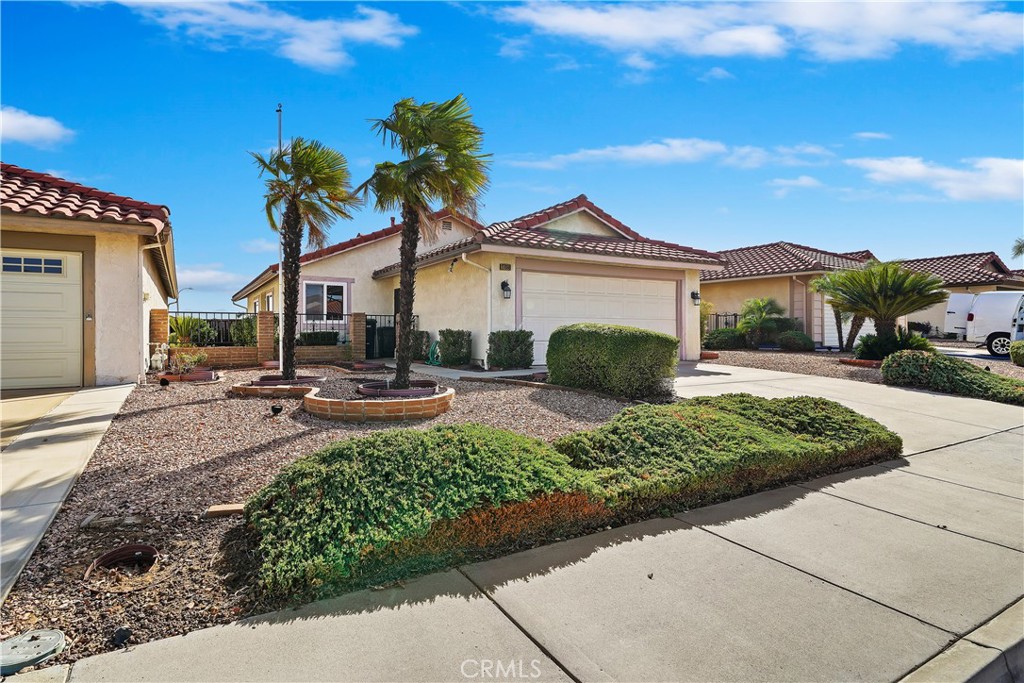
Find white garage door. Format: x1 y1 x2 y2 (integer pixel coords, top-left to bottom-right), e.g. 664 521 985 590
1 249 83 389
823 302 876 349
521 271 677 361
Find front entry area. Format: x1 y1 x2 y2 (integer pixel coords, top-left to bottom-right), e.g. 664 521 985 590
1 248 83 389
520 270 677 360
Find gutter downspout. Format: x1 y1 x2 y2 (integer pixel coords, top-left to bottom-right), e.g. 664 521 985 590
461 253 491 369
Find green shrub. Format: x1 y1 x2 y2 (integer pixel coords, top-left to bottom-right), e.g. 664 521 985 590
297 331 339 346
547 323 678 400
246 396 902 601
881 350 1024 406
438 329 472 366
699 301 714 343
167 351 208 375
169 316 216 347
411 330 431 361
777 331 815 352
1010 341 1024 368
703 327 747 350
907 321 933 336
855 326 934 360
229 316 258 347
488 330 534 368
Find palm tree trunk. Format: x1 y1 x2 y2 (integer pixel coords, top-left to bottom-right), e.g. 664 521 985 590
281 200 302 381
833 308 846 352
393 203 420 389
845 315 865 352
875 318 897 343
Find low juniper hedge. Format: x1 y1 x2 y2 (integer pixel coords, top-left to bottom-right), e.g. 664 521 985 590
881 350 1024 406
245 395 902 601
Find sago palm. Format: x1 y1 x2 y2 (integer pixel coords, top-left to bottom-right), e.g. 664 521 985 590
358 94 490 388
251 138 360 380
737 297 786 348
822 261 948 343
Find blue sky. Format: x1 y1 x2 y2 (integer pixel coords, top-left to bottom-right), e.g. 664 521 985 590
2 1 1022 311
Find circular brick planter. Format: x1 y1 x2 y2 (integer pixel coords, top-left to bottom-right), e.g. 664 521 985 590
700 351 720 360
839 358 883 368
304 386 455 422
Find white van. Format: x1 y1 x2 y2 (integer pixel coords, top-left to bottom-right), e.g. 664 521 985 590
965 291 1024 356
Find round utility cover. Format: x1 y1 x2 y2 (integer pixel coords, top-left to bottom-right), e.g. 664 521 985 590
0 629 66 676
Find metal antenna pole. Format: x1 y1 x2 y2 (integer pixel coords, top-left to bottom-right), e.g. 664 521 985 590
276 103 284 370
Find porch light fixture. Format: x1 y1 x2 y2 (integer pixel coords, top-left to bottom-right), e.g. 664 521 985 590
690 291 701 306
500 280 512 299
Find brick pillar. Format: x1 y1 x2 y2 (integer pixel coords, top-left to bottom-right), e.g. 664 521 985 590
257 311 276 363
150 309 168 347
350 312 366 361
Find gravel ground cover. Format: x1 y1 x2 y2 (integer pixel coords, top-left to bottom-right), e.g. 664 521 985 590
0 368 625 664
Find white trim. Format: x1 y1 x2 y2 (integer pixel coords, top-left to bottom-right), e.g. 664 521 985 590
701 270 828 284
301 280 351 318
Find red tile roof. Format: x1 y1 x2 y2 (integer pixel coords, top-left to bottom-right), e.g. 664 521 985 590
1 163 170 232
700 241 868 281
898 252 1024 288
841 249 876 261
504 194 645 240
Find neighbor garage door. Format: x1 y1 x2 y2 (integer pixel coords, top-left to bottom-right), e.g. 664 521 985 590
1 249 83 389
521 271 677 361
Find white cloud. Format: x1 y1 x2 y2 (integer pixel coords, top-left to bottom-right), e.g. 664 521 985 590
123 2 417 70
853 131 891 140
767 174 823 197
623 52 656 71
498 36 530 59
240 237 279 254
548 53 582 71
723 142 833 169
500 2 1022 61
699 66 735 81
846 156 1024 201
178 263 247 291
509 137 728 169
1 106 75 147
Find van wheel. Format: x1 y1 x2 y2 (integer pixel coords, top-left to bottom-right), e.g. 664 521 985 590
987 334 1011 356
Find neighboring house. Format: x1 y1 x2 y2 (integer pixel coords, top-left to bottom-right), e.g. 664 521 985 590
898 252 1024 335
1 164 178 389
233 195 725 364
699 241 870 347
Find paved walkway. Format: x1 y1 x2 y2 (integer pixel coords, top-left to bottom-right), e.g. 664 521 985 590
1 389 76 450
1 385 133 602
23 367 1024 682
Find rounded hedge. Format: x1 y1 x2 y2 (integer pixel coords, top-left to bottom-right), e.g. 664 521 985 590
546 323 678 400
1010 341 1024 368
881 350 1024 406
777 331 815 352
703 327 747 350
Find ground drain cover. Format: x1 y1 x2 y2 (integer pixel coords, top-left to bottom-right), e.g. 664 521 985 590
0 629 66 676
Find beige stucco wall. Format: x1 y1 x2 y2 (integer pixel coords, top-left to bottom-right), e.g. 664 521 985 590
141 245 169 366
95 232 145 384
700 277 794 316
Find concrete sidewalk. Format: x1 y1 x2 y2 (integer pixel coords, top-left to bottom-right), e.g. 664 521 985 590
1 385 133 602
24 367 1024 682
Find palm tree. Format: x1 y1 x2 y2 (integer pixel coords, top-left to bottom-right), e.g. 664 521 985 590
251 138 360 380
737 297 785 348
820 261 948 344
1012 237 1024 259
358 95 490 389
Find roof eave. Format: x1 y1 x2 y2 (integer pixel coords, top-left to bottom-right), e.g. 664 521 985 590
231 266 277 302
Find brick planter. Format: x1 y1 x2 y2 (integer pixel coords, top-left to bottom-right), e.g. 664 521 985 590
839 358 883 368
304 387 455 422
700 351 720 360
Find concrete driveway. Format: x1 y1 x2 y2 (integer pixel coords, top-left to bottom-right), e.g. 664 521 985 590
1 388 76 450
30 366 1024 683
934 345 1012 363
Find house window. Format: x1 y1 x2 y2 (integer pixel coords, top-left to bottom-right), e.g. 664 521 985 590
265 293 273 312
253 299 259 313
304 282 347 319
2 256 63 274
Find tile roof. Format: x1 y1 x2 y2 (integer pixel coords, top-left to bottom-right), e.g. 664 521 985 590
1 163 170 232
371 197 725 278
898 252 1024 288
700 241 868 281
841 249 876 261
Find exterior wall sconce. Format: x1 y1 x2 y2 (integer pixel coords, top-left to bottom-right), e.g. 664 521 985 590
501 280 512 299
690 291 701 306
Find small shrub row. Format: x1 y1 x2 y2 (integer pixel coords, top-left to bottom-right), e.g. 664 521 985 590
297 331 339 346
438 329 472 366
854 327 934 360
881 350 1024 406
703 327 747 350
229 317 258 347
547 323 678 400
1010 341 1024 368
777 331 815 352
246 395 902 600
488 330 534 369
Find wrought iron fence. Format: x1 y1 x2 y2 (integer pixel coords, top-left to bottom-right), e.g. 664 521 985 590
294 313 351 345
706 313 740 333
171 311 255 346
365 314 418 359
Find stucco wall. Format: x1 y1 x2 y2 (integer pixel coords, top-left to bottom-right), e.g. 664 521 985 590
700 277 794 316
95 232 144 384
141 247 168 366
542 211 620 237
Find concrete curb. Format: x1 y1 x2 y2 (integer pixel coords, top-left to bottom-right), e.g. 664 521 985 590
901 599 1023 683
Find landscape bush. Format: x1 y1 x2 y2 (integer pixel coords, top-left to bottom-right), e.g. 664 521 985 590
907 321 933 336
547 323 678 399
246 395 902 600
438 329 472 366
488 330 534 369
777 331 815 352
881 350 1024 406
169 316 216 347
229 317 258 347
699 301 714 343
854 326 934 360
1010 341 1024 368
297 331 339 346
411 330 431 361
703 327 747 350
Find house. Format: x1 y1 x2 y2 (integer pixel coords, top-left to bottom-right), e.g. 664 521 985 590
232 195 725 364
699 241 870 347
898 252 1024 335
1 164 178 388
